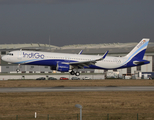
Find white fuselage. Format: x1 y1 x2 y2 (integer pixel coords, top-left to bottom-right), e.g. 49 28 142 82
2 50 126 69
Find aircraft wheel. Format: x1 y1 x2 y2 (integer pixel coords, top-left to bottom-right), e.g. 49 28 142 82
75 72 80 76
70 71 75 75
16 68 20 73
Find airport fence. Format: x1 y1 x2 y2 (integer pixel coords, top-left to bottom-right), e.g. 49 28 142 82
0 113 154 120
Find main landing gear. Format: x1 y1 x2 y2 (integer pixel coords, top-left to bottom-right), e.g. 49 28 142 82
70 70 80 76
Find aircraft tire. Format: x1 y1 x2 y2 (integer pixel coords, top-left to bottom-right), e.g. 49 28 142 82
16 68 20 73
70 71 75 75
75 72 80 76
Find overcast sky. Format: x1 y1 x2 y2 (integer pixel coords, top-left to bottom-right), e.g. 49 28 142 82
0 0 154 46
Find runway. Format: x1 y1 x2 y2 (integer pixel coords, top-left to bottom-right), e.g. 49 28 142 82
0 86 154 92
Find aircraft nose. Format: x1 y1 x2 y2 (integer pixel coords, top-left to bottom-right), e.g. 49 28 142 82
2 55 7 62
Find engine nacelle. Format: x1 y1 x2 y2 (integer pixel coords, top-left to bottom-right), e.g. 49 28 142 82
56 63 70 72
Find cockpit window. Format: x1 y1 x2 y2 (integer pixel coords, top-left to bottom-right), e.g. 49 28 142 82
7 53 13 56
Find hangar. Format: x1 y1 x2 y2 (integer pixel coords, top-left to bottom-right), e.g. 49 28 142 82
0 41 154 78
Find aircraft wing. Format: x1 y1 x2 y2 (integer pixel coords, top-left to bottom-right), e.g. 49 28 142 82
69 51 109 68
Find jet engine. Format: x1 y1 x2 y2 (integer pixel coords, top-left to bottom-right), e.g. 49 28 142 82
56 62 70 72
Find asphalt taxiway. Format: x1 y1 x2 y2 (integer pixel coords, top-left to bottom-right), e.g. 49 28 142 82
0 86 154 92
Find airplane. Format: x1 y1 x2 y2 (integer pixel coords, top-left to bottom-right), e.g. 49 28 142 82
2 38 150 76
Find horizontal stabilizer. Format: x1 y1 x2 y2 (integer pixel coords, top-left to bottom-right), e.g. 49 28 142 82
133 60 150 65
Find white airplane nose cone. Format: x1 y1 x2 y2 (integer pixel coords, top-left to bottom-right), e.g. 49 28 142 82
2 56 5 61
2 55 7 62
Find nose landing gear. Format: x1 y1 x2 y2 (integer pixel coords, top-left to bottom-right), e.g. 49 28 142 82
16 64 20 73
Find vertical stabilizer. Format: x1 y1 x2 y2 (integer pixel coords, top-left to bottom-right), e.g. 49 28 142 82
125 38 149 60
